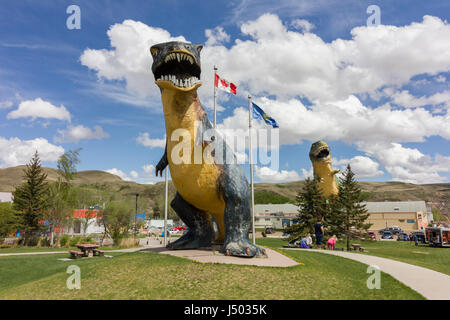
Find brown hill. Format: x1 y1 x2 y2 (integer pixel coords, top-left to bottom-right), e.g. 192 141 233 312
1 166 449 216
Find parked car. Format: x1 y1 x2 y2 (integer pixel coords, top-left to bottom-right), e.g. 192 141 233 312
378 228 389 235
367 232 376 240
381 231 393 239
168 228 179 235
409 231 426 243
389 226 403 235
397 232 409 241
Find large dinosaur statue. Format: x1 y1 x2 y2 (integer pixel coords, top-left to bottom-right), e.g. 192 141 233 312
309 141 339 198
150 41 265 257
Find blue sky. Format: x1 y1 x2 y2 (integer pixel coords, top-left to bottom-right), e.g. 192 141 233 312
0 0 449 184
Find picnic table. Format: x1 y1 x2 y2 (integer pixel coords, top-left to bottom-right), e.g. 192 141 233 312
76 244 103 257
351 243 365 252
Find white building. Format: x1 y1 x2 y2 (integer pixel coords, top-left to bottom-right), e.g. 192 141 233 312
63 210 105 235
254 204 299 229
0 192 13 203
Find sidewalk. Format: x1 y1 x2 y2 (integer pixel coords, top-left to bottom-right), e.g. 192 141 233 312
285 248 450 300
142 247 299 267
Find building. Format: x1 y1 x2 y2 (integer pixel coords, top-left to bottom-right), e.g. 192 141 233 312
64 210 105 235
254 204 299 229
0 192 12 203
365 201 430 231
254 200 432 232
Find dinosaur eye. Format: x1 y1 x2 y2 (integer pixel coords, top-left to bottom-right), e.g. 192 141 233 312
186 45 191 49
150 47 159 56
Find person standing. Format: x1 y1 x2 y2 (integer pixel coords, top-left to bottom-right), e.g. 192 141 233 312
414 234 418 246
314 218 324 248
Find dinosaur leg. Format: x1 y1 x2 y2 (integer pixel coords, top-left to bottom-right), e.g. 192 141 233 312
220 169 266 257
166 192 214 250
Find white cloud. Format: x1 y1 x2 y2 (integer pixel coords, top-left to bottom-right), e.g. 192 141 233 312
80 14 450 105
301 167 313 179
130 170 139 179
105 168 131 181
357 142 450 184
0 101 13 109
200 14 450 102
390 90 450 110
220 95 450 146
0 137 64 168
136 132 165 148
80 20 186 105
205 26 230 46
54 125 109 143
7 98 71 122
255 165 301 182
142 164 155 175
333 156 383 178
137 164 166 184
291 19 315 32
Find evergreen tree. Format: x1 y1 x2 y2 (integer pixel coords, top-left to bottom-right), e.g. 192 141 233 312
12 151 49 244
333 164 372 251
285 177 327 242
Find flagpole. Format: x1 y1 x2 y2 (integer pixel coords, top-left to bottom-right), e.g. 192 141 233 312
248 94 256 245
163 168 168 247
213 65 218 128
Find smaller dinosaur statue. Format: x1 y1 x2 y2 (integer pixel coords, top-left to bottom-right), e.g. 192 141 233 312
309 141 339 198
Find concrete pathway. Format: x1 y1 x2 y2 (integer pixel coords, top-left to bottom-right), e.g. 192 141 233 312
285 248 450 300
142 247 299 267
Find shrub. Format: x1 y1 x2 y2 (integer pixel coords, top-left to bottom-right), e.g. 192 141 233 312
69 236 81 247
40 237 51 247
59 235 70 247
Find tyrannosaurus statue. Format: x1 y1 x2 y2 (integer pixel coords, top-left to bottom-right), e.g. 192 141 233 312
309 141 339 198
150 41 265 257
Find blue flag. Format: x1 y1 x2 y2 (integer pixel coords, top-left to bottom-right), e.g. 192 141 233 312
252 103 279 128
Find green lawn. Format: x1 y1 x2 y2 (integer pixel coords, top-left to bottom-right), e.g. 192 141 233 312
258 237 450 276
353 240 450 276
0 245 139 254
0 242 423 300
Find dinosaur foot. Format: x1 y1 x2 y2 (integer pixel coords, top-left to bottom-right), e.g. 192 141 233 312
166 231 212 250
221 240 266 258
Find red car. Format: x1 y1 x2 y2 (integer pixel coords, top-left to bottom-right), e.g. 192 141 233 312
174 226 186 231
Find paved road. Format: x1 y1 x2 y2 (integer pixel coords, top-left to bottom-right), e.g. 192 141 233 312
285 248 450 300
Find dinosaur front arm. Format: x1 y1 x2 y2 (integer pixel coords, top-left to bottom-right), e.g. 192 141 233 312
156 141 168 177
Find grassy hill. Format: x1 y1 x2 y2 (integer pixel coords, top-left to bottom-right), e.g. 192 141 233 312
1 166 449 216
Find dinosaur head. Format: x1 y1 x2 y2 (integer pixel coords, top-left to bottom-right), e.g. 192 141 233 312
150 41 203 92
309 140 331 163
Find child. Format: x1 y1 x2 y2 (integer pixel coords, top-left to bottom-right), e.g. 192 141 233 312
326 235 337 250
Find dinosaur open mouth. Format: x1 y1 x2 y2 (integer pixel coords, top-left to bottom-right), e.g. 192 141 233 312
154 51 201 89
315 147 330 160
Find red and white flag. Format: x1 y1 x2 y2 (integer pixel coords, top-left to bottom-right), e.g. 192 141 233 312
215 73 237 95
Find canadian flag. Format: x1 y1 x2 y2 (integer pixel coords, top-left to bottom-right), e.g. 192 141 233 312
215 73 237 95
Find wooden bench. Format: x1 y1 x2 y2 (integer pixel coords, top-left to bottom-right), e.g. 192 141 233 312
93 249 104 257
69 250 84 259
